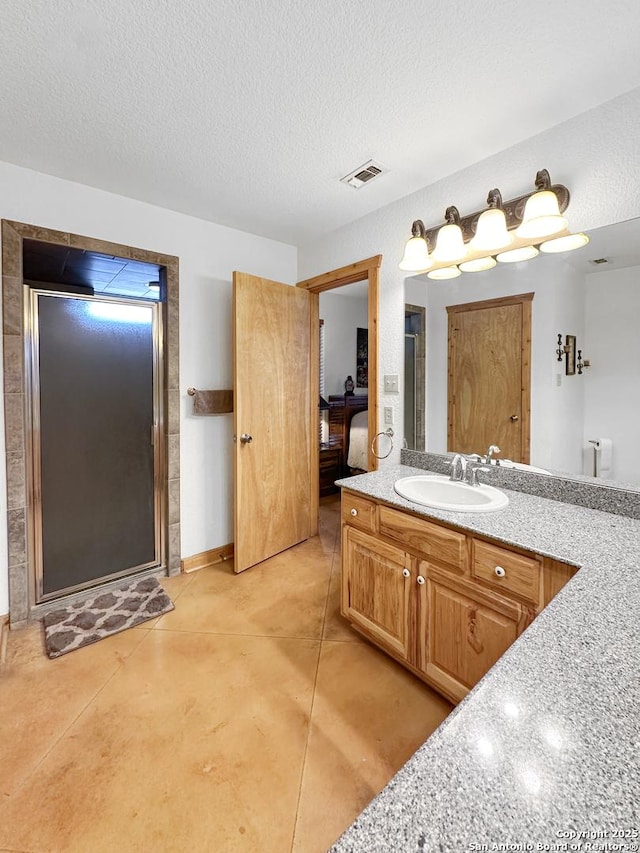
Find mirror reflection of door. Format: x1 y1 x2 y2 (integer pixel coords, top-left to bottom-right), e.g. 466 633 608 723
447 293 532 463
404 305 425 451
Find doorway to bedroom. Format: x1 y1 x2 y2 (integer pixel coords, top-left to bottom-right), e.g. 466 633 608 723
318 279 370 496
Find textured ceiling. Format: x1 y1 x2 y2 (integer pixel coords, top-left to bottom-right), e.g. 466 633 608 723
1 0 640 246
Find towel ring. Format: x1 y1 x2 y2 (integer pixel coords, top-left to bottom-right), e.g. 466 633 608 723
371 428 394 460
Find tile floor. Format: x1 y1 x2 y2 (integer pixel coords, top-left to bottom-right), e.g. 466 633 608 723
0 496 452 853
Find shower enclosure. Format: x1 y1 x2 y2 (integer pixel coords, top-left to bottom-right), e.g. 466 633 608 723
25 289 164 602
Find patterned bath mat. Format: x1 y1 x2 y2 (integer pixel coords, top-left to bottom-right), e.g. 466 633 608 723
43 576 174 659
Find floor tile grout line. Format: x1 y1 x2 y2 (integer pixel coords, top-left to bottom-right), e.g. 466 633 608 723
290 503 340 851
5 628 152 800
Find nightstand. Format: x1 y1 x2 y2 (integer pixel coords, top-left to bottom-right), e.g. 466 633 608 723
319 441 343 496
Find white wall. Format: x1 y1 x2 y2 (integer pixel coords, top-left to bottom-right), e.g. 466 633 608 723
319 290 368 397
0 160 297 616
298 87 640 470
584 265 640 483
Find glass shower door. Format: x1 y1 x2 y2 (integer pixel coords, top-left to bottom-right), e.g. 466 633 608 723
28 291 163 601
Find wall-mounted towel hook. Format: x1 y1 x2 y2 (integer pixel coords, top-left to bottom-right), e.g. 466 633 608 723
187 387 196 396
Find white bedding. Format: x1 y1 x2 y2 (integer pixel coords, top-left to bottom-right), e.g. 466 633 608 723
347 410 369 471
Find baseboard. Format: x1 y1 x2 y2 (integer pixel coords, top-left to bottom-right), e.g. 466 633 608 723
181 543 234 574
0 614 9 666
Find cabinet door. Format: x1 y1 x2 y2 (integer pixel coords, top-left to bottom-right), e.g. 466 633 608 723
422 572 521 703
342 526 411 660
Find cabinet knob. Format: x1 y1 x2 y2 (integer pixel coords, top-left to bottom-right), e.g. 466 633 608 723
494 566 506 578
402 568 410 578
417 575 425 585
350 508 358 517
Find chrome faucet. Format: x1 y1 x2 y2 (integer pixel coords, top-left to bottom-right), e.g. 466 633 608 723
484 444 501 464
449 453 467 482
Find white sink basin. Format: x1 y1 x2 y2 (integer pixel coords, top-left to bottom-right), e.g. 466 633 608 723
394 475 509 513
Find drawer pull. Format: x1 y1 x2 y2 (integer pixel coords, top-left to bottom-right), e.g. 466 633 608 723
350 508 358 517
417 575 425 585
494 566 506 578
402 568 410 578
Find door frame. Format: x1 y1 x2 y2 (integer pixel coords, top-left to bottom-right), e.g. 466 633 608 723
1 219 180 627
297 255 381 531
446 292 532 463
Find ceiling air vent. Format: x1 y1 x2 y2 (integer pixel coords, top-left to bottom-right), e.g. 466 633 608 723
340 159 388 189
590 257 609 265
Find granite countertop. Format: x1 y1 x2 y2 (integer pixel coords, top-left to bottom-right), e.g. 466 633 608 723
331 465 640 853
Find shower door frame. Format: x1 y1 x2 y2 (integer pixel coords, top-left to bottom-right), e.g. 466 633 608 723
25 288 166 604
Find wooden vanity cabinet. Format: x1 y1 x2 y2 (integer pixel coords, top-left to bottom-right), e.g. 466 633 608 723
341 489 576 704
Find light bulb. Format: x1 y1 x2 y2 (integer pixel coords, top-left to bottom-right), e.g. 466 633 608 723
516 190 567 240
540 233 590 253
496 246 539 264
471 208 513 251
459 256 497 273
427 266 461 280
399 235 432 271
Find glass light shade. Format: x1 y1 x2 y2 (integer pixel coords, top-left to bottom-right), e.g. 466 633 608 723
427 265 461 280
496 245 539 264
433 223 466 263
540 233 590 253
399 236 432 271
470 208 513 251
459 256 497 273
516 190 568 239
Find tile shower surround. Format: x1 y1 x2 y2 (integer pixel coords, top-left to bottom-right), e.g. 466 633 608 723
1 220 180 626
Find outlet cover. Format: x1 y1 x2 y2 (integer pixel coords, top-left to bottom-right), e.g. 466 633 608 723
384 406 394 425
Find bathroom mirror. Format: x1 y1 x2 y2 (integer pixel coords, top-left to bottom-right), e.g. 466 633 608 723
404 215 640 487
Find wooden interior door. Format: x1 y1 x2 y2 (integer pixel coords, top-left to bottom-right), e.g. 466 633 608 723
233 272 314 573
447 293 532 463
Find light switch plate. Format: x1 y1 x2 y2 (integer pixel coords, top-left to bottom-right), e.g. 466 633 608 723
384 406 394 425
383 374 399 393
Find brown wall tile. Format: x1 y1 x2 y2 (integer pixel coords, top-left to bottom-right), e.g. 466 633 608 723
168 434 180 479
8 562 28 623
4 394 24 454
3 335 23 393
1 223 22 278
11 223 70 245
7 508 26 566
6 452 26 509
168 478 180 525
167 390 180 434
168 523 181 574
3 276 23 335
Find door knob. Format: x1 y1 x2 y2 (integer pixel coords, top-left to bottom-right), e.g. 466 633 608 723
510 415 519 422
240 433 253 444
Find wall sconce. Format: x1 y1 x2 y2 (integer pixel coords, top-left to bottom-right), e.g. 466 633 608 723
556 333 567 362
399 168 589 277
576 350 591 374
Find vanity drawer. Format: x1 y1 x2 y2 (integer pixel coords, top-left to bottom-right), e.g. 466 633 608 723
472 540 541 605
378 505 467 573
342 491 377 533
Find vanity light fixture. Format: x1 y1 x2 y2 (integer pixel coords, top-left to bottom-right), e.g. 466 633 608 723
540 233 590 253
459 256 497 273
432 206 466 263
470 189 513 252
516 170 568 240
496 245 539 264
427 265 461 280
399 220 433 271
399 168 589 278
